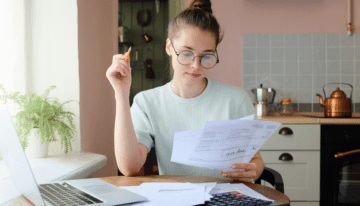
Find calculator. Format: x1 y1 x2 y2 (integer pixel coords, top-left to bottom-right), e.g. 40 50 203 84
197 191 274 206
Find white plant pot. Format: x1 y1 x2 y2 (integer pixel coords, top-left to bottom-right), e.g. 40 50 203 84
25 128 49 158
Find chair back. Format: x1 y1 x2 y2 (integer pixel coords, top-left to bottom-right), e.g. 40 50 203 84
144 147 159 175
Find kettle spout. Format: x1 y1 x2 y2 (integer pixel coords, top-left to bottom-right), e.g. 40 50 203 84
316 93 324 107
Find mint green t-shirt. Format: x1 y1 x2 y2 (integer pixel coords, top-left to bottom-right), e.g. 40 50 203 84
130 77 256 178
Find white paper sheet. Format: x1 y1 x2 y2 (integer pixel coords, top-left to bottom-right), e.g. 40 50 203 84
171 115 282 172
119 182 274 205
192 182 217 201
209 183 231 194
231 183 274 202
170 129 202 166
120 183 206 206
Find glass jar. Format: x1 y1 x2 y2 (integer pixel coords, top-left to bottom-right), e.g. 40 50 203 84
278 98 294 116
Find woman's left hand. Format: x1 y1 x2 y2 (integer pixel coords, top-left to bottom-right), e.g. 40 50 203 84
221 163 257 182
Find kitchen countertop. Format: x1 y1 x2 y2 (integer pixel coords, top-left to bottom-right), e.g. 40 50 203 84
258 112 360 124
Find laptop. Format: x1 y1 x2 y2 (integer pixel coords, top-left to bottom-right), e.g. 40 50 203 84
0 110 148 206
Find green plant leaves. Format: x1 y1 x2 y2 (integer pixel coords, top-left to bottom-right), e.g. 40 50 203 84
0 84 80 154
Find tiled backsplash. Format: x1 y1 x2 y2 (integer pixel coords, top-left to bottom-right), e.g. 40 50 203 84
242 33 360 112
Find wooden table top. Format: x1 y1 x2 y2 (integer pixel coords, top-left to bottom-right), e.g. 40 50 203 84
8 175 290 206
100 175 290 205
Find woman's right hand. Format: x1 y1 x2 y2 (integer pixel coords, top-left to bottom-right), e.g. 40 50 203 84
106 48 132 97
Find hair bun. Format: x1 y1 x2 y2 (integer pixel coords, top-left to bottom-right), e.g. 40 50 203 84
189 0 212 14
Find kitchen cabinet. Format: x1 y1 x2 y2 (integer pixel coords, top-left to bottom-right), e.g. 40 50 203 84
259 124 320 205
261 124 320 150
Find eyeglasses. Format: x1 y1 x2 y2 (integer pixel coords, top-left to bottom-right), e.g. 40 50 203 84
170 41 219 69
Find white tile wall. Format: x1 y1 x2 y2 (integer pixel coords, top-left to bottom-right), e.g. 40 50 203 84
243 33 360 112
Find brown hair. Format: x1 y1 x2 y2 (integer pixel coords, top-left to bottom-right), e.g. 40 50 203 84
167 0 224 47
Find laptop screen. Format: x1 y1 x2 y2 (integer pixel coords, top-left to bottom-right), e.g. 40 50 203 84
0 110 46 206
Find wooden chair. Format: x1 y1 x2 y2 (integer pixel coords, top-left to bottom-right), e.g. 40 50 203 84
143 147 285 194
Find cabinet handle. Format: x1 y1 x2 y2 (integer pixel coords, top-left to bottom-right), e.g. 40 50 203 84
279 153 293 161
278 127 293 135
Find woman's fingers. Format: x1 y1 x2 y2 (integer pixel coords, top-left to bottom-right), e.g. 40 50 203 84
107 64 128 82
220 163 257 182
111 65 127 78
119 66 127 77
221 171 256 182
221 170 256 178
107 49 132 81
106 50 133 95
111 55 131 76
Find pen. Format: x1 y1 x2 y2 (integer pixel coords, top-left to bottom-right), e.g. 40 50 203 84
116 47 131 78
123 47 132 63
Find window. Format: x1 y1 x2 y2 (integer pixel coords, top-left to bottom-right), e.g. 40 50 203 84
0 0 27 115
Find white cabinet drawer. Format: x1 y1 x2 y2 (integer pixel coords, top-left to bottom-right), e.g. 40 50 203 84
261 124 320 150
260 151 320 201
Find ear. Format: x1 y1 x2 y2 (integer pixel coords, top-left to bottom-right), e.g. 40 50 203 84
165 38 172 56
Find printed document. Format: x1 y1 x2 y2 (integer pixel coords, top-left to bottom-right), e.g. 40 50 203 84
119 182 206 206
119 182 274 205
171 115 282 171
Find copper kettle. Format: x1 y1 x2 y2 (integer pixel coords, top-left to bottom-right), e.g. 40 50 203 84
316 83 353 118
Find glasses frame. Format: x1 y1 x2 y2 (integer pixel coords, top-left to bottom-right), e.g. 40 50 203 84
170 41 219 69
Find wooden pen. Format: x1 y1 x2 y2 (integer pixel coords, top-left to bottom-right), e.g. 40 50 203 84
115 47 132 78
123 47 132 63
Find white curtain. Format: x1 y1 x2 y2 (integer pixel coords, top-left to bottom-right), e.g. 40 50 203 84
0 0 27 114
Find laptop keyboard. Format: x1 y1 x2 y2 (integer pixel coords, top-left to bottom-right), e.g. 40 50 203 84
39 182 103 206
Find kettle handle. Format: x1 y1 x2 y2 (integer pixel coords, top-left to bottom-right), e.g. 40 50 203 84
270 88 276 104
322 83 353 99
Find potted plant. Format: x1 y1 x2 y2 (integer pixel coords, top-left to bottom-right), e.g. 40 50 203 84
0 84 80 157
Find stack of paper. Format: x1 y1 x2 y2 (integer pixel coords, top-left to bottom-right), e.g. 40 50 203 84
171 115 282 172
119 182 274 205
119 182 207 206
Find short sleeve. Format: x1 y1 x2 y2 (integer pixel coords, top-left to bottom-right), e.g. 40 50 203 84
130 93 154 153
239 90 258 120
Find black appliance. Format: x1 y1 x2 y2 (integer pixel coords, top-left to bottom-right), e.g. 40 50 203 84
321 124 360 206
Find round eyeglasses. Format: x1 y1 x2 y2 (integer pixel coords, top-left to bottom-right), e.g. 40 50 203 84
171 41 219 69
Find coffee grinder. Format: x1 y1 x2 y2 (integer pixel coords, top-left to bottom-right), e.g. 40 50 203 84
251 84 276 117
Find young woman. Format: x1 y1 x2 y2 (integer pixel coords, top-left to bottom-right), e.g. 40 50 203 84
106 0 264 182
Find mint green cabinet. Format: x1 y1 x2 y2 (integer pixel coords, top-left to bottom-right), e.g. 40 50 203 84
260 124 320 205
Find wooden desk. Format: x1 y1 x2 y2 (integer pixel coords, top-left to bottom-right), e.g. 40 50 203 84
9 175 290 206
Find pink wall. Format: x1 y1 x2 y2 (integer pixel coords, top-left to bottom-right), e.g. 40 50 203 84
77 0 360 177
183 0 360 87
78 0 119 177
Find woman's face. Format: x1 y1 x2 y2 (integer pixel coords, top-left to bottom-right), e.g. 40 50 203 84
166 25 217 85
